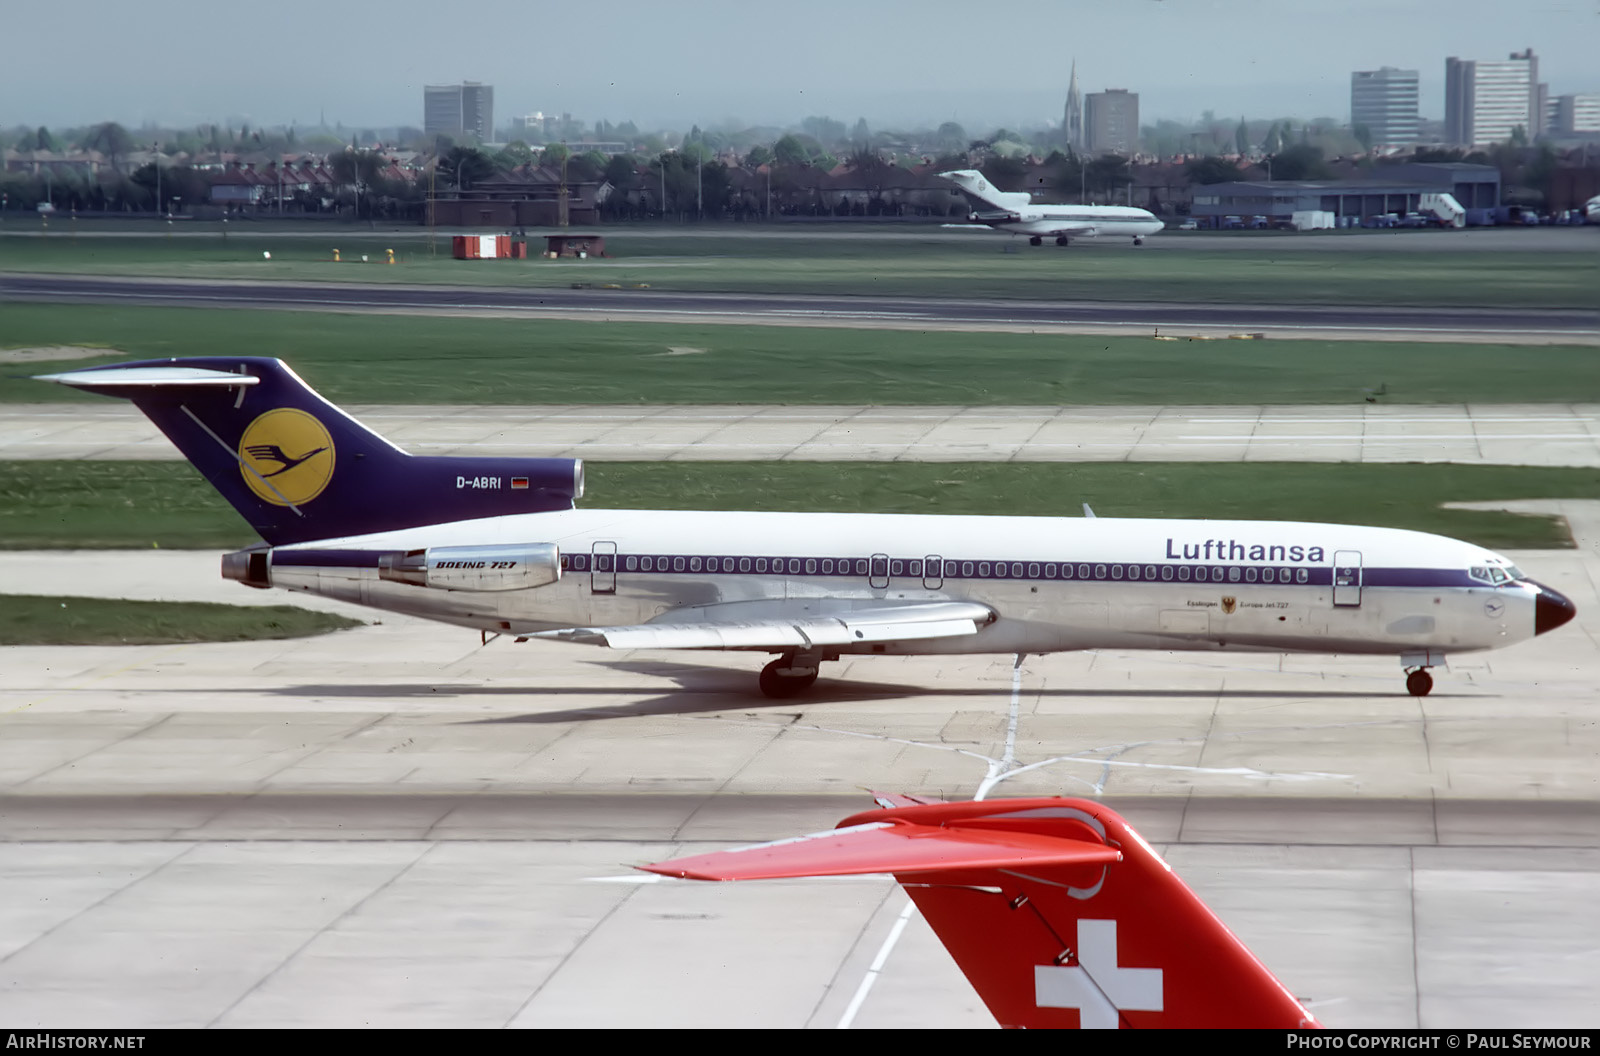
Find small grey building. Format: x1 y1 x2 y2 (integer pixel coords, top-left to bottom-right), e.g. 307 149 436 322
1189 163 1500 225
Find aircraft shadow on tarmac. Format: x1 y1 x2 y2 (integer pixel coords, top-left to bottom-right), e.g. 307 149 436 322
266 657 1452 725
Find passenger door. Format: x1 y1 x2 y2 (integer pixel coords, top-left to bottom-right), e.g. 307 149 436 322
1332 550 1362 607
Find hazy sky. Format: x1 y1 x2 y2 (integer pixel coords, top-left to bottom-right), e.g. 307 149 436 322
4 1 1596 133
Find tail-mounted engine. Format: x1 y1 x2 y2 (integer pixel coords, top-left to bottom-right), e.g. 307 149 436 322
378 544 562 592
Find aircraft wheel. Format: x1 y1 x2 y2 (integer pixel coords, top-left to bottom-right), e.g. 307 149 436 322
1056 236 1069 246
1133 236 1145 246
1028 235 1042 246
759 658 819 699
1405 669 1434 697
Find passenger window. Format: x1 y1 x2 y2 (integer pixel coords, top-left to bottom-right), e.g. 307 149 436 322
740 557 752 573
1078 564 1090 579
1262 568 1273 583
625 556 638 571
1010 562 1022 578
755 558 767 573
1296 568 1308 583
1161 565 1173 581
978 562 991 577
1281 567 1291 582
1179 566 1191 581
1095 564 1107 579
674 557 686 572
708 557 720 572
1145 565 1157 580
891 560 904 576
910 560 923 577
1228 566 1241 582
1045 563 1057 578
822 559 834 574
1213 567 1225 582
1028 563 1040 579
690 557 702 572
805 559 817 574
575 555 588 570
1126 565 1138 580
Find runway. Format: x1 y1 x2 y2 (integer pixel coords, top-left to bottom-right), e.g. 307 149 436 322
8 401 1600 466
2 272 1595 341
1 532 1597 1028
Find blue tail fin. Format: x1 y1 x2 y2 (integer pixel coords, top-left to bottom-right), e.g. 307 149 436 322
36 358 584 546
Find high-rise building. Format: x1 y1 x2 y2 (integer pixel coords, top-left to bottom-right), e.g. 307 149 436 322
423 82 495 142
1350 67 1420 146
1063 62 1084 153
1084 89 1138 155
1444 50 1538 147
1552 94 1600 135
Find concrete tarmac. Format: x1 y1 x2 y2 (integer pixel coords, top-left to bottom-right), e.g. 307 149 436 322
8 401 1600 466
1 533 1597 1028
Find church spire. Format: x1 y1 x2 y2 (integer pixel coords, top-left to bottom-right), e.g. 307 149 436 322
1064 61 1084 152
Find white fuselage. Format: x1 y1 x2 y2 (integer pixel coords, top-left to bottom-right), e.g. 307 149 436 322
998 205 1165 240
262 509 1540 660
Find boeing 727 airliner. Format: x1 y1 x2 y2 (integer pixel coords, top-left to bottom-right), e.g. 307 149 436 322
37 358 1575 698
940 169 1164 246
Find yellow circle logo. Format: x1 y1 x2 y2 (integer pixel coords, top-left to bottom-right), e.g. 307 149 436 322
238 409 335 506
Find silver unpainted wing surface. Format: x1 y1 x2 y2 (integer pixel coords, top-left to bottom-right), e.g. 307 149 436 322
533 599 994 650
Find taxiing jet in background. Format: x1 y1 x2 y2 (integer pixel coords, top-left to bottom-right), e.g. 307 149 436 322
38 358 1574 699
940 169 1164 246
643 794 1322 1029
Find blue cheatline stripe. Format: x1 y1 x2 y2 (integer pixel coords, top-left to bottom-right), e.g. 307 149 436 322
268 548 1490 591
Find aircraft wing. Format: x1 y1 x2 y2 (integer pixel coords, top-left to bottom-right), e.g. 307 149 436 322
532 599 992 650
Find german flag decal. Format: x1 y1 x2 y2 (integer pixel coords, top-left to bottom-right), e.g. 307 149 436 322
511 477 529 490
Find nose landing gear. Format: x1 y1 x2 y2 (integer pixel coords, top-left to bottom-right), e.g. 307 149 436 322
1133 236 1145 246
1404 668 1434 697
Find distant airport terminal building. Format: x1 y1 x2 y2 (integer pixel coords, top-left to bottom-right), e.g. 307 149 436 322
1350 67 1420 146
1084 89 1138 155
1189 163 1501 226
424 82 495 142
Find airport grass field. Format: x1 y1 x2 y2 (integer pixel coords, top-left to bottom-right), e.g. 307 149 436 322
0 593 361 645
4 303 1597 406
1 459 1592 551
0 226 1594 307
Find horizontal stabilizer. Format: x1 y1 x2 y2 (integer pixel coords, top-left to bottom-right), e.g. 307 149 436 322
642 819 1121 881
34 365 260 389
536 599 992 651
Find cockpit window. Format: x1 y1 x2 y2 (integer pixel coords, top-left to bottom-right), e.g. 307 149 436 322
1469 566 1490 582
1489 567 1508 584
1505 565 1524 580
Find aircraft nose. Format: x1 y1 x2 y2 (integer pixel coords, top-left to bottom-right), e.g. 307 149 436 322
1530 580 1577 635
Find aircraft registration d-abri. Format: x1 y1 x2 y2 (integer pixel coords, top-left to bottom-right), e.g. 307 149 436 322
38 358 1575 699
940 169 1165 246
643 793 1321 1029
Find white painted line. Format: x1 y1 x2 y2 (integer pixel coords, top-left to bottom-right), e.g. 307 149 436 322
837 896 919 1030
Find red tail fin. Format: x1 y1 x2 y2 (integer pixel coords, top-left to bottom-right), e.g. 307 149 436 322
642 796 1320 1029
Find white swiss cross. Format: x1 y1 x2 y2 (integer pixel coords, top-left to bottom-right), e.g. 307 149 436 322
1034 919 1164 1029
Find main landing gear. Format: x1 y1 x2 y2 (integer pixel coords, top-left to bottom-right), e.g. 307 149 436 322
759 652 822 699
1028 235 1043 246
1056 235 1070 246
1133 236 1145 246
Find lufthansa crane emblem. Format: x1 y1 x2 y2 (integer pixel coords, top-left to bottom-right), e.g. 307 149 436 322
238 408 335 506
